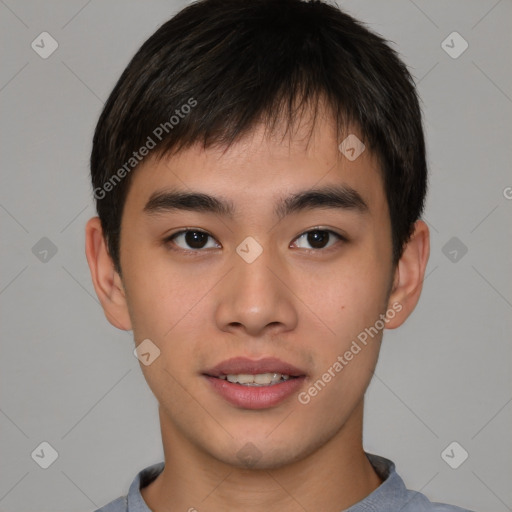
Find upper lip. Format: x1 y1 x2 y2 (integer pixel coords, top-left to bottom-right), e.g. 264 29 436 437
204 357 306 377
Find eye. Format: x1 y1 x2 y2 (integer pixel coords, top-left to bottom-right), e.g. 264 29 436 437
164 228 345 253
165 229 220 251
291 229 345 251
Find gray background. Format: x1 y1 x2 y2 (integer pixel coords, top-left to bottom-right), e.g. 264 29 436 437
1 0 511 510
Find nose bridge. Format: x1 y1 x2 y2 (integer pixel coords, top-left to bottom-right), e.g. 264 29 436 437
232 236 280 305
214 236 298 335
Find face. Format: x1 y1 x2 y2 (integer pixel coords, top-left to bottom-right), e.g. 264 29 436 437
115 118 397 469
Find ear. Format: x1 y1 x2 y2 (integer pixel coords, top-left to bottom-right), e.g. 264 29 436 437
85 216 132 331
385 220 430 329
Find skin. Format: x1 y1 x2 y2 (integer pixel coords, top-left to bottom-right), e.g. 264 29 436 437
85 115 429 512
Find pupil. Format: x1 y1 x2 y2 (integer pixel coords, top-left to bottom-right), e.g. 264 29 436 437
308 230 328 249
186 231 207 249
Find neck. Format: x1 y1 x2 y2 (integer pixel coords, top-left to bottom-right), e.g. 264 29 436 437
141 400 382 512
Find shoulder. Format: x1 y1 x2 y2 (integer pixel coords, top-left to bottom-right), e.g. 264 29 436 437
93 496 127 512
399 489 475 512
362 453 476 512
92 461 164 512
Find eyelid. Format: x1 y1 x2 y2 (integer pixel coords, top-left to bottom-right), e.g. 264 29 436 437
164 228 221 252
291 227 347 251
295 226 348 240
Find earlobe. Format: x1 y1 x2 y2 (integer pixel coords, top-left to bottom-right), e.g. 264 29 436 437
84 217 132 331
385 220 430 329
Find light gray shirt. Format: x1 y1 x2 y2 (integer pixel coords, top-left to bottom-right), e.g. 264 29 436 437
94 453 475 511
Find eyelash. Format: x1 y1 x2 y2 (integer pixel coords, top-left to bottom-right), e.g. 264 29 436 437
163 228 347 254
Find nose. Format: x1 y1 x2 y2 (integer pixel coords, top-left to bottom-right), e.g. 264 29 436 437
214 242 298 338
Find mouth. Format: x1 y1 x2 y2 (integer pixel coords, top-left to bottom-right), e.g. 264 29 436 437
216 372 295 386
203 357 307 409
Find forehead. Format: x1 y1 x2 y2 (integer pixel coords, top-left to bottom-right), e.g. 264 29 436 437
123 119 387 218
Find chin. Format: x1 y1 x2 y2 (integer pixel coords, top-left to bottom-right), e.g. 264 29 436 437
204 431 321 471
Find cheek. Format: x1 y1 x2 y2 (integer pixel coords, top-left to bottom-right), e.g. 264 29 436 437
296 269 385 412
123 258 208 407
304 261 390 340
294 254 391 402
121 245 206 337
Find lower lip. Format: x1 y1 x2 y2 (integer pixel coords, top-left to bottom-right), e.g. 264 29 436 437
204 376 306 409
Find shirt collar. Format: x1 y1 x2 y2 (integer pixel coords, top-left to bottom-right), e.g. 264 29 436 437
127 461 165 511
345 453 409 511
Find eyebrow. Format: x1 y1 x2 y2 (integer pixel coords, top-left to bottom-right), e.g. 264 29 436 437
143 184 369 220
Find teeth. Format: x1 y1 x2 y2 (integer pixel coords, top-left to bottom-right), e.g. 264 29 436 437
220 373 291 386
255 373 277 384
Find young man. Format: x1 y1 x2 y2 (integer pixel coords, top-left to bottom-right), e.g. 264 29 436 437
85 0 474 510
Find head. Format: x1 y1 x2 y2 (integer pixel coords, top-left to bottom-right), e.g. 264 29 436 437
86 0 429 470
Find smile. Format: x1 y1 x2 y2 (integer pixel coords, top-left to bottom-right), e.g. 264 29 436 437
219 373 293 386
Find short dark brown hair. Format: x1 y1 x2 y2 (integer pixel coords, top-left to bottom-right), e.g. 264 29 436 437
90 0 427 275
